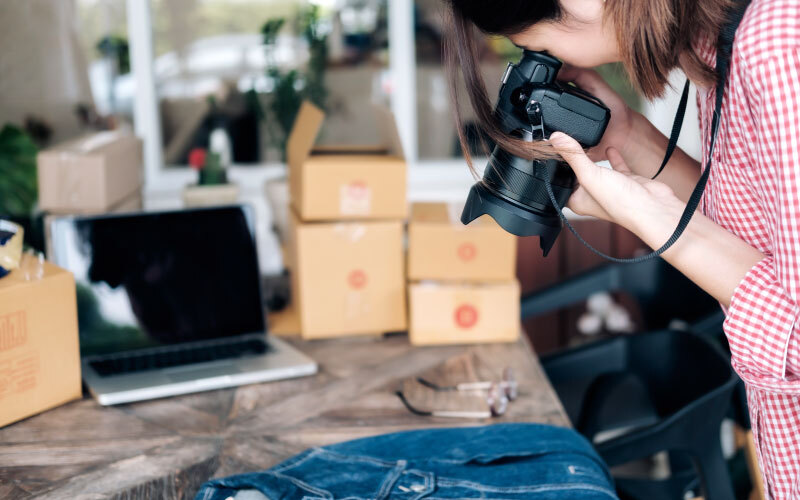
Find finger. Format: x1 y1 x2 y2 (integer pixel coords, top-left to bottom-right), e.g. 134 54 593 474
606 147 632 174
549 132 597 182
585 145 608 163
567 186 612 221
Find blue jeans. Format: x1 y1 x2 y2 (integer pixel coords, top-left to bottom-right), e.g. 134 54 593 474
195 423 618 500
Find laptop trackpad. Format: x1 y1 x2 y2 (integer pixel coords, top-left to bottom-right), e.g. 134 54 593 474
166 364 241 383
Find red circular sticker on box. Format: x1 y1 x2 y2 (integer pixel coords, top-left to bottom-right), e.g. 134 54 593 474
348 269 367 289
454 304 479 329
457 242 477 262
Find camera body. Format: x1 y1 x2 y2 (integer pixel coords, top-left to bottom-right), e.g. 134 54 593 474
461 51 610 255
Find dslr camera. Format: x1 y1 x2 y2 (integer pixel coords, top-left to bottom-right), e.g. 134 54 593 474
461 51 610 255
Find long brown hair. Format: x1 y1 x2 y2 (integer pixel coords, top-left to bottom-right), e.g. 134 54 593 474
444 0 733 170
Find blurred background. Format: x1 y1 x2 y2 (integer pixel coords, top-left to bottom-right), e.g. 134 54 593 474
0 0 703 353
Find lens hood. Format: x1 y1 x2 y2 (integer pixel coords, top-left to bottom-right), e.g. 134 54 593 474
461 182 563 256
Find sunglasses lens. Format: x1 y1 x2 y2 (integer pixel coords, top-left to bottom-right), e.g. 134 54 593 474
506 383 519 401
502 367 518 400
488 383 509 416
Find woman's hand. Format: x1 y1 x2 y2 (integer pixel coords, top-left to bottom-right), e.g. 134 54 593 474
549 132 683 233
549 131 765 308
557 65 637 163
558 65 702 202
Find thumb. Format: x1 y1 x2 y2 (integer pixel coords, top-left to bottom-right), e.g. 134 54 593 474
549 132 596 182
606 147 632 174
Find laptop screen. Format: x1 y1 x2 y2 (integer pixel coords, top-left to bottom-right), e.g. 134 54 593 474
51 206 266 357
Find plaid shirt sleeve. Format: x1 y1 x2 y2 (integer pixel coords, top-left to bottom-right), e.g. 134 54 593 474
723 49 800 389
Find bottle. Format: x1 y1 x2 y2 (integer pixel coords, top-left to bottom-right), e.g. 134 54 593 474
209 120 232 169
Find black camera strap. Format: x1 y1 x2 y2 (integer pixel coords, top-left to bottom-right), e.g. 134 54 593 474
545 0 750 263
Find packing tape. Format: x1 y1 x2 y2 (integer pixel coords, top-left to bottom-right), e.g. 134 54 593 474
72 130 122 152
0 220 24 279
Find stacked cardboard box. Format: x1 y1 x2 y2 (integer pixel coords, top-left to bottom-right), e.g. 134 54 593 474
37 130 144 215
407 202 520 345
286 102 408 339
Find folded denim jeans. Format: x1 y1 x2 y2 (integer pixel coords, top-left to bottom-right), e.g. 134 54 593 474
195 423 618 500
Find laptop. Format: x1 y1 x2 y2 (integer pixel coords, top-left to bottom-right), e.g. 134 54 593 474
49 205 317 405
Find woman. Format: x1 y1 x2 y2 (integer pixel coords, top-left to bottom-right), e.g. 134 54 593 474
444 0 800 497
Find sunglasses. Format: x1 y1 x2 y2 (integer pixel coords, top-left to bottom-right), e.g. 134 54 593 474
395 367 518 419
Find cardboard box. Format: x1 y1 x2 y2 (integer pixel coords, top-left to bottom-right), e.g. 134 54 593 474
289 210 407 338
37 131 143 213
408 202 517 282
287 102 407 221
0 257 81 427
409 281 521 346
268 303 301 338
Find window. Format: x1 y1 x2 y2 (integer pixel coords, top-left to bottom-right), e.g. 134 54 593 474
77 0 131 121
147 0 391 167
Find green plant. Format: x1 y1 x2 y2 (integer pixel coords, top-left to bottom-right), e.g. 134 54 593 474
96 35 130 74
0 125 38 216
189 147 227 186
261 18 285 45
258 5 328 161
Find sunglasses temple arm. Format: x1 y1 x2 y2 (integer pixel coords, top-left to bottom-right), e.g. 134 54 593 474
417 377 457 391
395 391 434 416
456 382 493 391
432 410 493 419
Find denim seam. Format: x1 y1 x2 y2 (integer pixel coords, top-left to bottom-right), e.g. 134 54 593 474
272 448 322 474
375 460 407 500
198 487 214 500
412 469 435 500
269 471 334 499
436 477 616 496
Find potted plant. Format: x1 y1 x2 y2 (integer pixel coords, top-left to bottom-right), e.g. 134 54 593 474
182 147 240 207
0 124 43 251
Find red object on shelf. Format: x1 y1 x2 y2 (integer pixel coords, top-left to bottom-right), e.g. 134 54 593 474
189 148 207 170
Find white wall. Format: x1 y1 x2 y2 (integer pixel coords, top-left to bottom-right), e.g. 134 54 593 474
642 70 702 162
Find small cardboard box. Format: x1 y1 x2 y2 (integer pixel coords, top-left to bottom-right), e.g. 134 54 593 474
287 102 407 221
0 257 81 428
408 202 517 282
37 131 143 213
408 281 521 346
288 210 407 339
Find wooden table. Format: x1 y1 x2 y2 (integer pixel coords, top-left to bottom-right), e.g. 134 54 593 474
0 332 568 499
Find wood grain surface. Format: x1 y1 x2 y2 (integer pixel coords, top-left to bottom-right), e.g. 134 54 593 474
0 333 568 499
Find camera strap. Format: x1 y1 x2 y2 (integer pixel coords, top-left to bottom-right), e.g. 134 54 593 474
545 0 750 263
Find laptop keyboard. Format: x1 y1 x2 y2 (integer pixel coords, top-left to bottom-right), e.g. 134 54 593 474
89 338 269 377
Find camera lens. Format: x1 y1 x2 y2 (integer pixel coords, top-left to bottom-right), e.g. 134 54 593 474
461 145 576 256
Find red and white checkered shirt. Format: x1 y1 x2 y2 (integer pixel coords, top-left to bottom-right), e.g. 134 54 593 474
695 0 800 497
